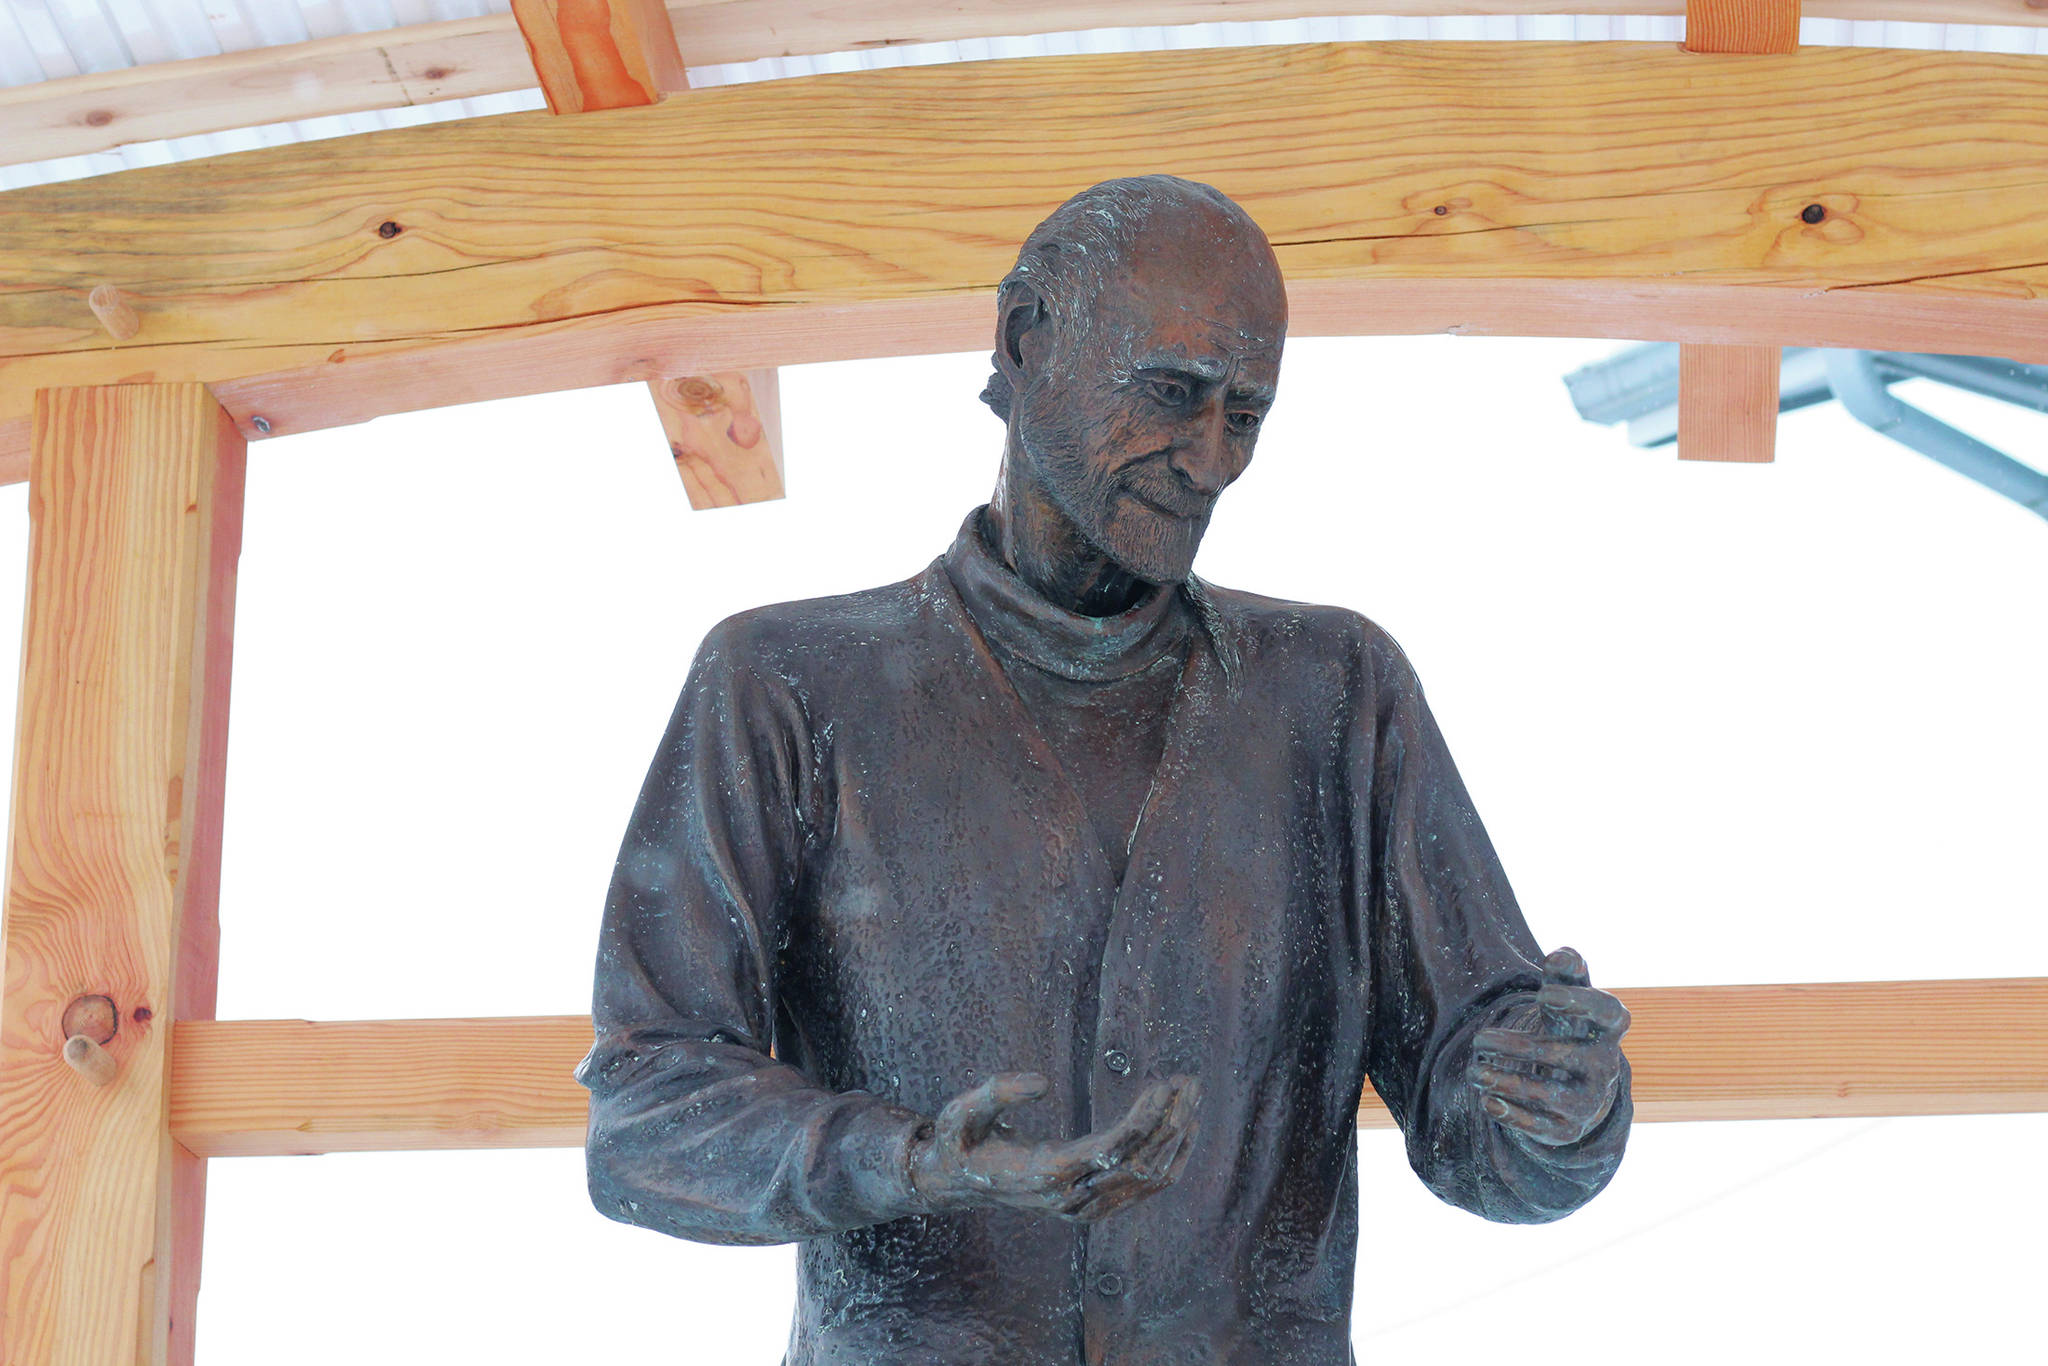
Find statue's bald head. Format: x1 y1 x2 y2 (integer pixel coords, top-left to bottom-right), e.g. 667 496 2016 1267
980 175 1286 421
982 177 1286 588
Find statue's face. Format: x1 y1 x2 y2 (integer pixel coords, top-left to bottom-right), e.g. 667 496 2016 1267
1010 215 1286 586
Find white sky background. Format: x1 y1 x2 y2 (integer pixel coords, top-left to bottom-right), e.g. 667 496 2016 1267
0 335 2041 1360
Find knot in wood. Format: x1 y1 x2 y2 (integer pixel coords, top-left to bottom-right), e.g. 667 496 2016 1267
669 376 729 416
60 994 118 1046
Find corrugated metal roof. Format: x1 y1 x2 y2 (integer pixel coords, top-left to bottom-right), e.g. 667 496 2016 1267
4 5 2047 191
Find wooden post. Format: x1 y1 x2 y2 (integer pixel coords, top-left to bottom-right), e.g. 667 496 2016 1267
0 384 245 1366
649 369 787 509
510 0 688 114
1678 3 1799 461
1684 0 1802 54
1677 343 1782 463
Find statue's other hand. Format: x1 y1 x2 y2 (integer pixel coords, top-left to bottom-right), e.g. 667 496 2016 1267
1466 947 1630 1147
908 1071 1200 1222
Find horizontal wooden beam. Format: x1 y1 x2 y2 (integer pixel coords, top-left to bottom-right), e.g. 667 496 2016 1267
7 40 2048 482
167 979 2048 1157
4 2 2045 169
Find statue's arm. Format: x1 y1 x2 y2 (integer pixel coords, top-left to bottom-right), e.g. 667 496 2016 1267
574 619 931 1245
1355 631 1632 1225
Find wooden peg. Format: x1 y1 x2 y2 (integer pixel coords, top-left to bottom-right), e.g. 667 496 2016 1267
88 285 140 341
63 1034 118 1086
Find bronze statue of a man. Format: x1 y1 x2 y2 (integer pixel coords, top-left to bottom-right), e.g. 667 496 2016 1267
578 175 1632 1364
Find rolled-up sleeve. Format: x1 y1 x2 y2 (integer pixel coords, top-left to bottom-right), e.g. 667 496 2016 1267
1356 629 1631 1225
575 618 931 1245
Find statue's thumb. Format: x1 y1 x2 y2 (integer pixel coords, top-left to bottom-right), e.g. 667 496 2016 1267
1540 946 1590 987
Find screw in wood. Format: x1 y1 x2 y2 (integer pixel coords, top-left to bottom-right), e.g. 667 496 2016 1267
252 416 272 434
1801 204 1827 224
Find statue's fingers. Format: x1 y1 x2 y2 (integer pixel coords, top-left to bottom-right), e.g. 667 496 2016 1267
1084 1079 1180 1169
1479 1093 1581 1146
932 1079 992 1151
1065 1127 1198 1220
1537 983 1631 1040
1134 1076 1200 1151
1123 1105 1196 1182
1472 1032 1596 1078
1117 1074 1199 1163
1163 1121 1199 1183
1468 1063 1578 1120
1540 946 1591 987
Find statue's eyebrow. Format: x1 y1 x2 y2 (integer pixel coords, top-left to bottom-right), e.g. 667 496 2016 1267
1131 350 1275 404
1132 351 1228 382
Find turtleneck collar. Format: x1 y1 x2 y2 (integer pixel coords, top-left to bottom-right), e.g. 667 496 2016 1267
941 506 1192 683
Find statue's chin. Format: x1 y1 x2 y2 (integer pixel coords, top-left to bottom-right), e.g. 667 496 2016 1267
1094 502 1207 589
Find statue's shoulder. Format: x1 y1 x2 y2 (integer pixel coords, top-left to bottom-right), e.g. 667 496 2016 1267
693 560 949 678
1191 579 1411 678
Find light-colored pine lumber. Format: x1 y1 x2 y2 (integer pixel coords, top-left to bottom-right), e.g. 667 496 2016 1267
650 369 786 508
3 3 2044 167
1685 0 1804 53
7 41 2048 473
513 0 690 114
1678 343 1782 462
166 979 2048 1157
0 15 530 167
172 1016 594 1156
0 384 245 1366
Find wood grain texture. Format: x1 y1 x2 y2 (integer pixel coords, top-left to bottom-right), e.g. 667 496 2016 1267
5 0 2047 166
513 0 689 114
1685 0 1803 53
1678 343 1781 462
0 15 532 167
167 980 2048 1157
171 1017 593 1156
651 369 786 508
7 40 2048 472
0 384 244 1366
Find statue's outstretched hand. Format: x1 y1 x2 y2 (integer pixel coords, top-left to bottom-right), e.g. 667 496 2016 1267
1466 947 1630 1147
908 1071 1200 1222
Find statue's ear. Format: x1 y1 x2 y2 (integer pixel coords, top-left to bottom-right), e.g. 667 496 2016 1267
996 284 1048 388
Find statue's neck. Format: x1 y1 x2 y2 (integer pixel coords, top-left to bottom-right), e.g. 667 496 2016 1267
988 445 1155 619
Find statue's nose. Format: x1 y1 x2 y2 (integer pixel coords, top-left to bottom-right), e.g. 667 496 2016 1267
1168 399 1235 496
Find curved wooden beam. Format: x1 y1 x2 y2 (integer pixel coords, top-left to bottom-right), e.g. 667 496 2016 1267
4 39 2048 481
1 2 2043 171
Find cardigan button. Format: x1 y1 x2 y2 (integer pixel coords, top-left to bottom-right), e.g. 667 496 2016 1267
1102 1048 1131 1076
1095 1272 1125 1297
